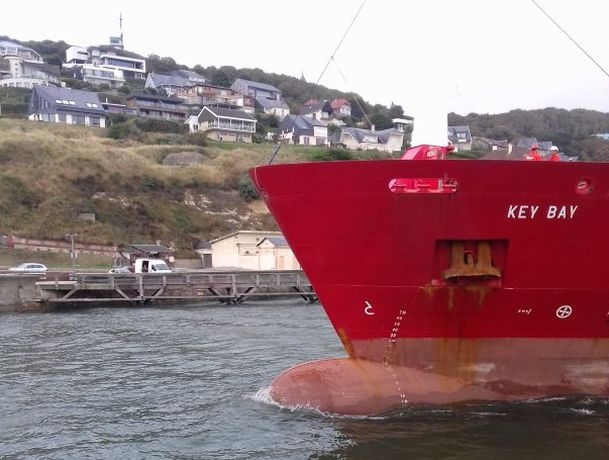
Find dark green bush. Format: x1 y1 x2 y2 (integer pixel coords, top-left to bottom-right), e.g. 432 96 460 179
238 174 260 202
311 148 353 161
186 131 208 146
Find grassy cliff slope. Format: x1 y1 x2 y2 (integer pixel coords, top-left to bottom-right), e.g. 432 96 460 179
0 119 341 256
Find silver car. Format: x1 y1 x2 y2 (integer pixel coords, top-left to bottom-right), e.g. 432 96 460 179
8 262 48 273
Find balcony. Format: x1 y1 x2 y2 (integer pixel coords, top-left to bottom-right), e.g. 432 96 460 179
207 119 256 133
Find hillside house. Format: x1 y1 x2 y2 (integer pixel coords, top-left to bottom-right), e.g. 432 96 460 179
1 40 61 88
255 96 290 119
231 78 282 101
144 70 207 95
186 106 257 142
145 72 193 95
88 46 146 80
65 45 146 81
28 86 107 127
67 64 125 87
280 114 329 146
174 81 231 105
300 99 333 121
448 125 473 151
126 92 188 121
339 126 404 152
330 98 351 118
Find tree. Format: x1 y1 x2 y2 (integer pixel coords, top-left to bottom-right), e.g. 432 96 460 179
210 67 235 87
389 103 404 119
146 55 180 74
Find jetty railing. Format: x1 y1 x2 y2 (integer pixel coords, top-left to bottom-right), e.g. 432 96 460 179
35 269 317 306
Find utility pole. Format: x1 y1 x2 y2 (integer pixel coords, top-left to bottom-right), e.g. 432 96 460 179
65 233 78 272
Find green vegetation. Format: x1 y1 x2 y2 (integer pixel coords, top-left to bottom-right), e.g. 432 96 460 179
0 249 112 270
0 87 30 118
450 108 609 160
0 119 389 258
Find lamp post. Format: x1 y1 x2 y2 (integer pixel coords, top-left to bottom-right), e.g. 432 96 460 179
65 233 78 272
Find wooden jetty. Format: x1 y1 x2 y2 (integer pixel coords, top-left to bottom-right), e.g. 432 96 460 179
35 270 317 307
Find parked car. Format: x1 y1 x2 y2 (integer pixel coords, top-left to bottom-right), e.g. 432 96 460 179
134 258 172 273
108 266 134 274
8 262 48 273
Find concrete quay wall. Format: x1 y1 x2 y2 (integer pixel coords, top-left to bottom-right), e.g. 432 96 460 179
0 275 45 312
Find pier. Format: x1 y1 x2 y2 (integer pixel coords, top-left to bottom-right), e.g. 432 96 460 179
35 270 317 308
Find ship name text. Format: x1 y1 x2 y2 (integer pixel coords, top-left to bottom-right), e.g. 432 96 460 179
507 204 578 220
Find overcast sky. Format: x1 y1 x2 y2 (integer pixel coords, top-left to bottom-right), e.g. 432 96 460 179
4 0 609 116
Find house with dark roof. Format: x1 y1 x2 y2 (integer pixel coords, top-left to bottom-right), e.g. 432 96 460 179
186 106 257 143
172 69 207 84
279 115 329 146
28 86 107 127
339 126 404 153
300 99 333 121
231 78 282 101
511 137 557 160
255 96 290 119
145 72 193 95
447 125 472 151
126 92 188 121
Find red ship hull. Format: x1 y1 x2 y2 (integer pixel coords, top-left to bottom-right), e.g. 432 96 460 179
250 158 609 415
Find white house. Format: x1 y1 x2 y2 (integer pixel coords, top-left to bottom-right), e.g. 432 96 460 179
209 230 299 270
0 40 61 88
186 106 257 143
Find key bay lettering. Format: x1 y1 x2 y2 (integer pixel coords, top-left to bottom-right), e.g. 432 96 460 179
507 205 578 219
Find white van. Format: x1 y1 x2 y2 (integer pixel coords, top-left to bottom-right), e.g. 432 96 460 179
134 258 172 273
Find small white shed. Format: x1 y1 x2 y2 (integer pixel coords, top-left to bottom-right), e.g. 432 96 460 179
209 230 299 270
257 236 301 270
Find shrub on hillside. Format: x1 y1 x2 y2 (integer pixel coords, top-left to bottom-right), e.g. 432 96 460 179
107 118 187 141
186 131 208 147
238 174 260 202
107 122 136 140
0 103 28 117
311 148 353 161
135 118 188 134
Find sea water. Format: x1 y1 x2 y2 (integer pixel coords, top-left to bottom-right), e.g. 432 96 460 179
1 301 608 459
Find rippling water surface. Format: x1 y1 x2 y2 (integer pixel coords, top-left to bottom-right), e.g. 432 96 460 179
1 300 608 459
